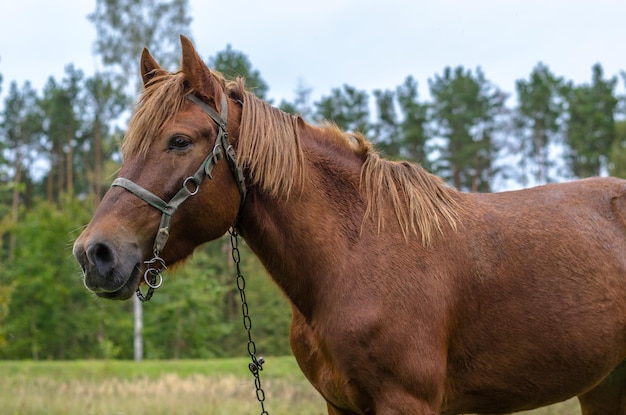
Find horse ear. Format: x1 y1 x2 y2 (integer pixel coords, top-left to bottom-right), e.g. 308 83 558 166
140 48 164 88
180 35 222 104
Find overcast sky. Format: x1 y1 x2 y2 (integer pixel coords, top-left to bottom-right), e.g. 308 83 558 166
1 0 625 107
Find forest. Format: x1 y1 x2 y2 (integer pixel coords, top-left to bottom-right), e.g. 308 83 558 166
1 0 626 360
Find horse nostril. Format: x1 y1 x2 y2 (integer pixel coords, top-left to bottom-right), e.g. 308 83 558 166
86 242 117 276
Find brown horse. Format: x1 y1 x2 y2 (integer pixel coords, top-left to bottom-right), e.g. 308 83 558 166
73 36 626 414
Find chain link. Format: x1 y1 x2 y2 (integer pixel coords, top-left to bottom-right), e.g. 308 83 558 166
230 228 269 415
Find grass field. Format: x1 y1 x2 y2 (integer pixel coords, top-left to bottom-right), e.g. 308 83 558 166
0 357 580 414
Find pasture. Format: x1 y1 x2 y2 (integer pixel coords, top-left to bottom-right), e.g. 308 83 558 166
0 357 579 414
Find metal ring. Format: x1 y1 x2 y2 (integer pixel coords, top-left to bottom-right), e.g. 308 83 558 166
144 255 166 269
183 176 200 195
144 268 163 289
212 143 223 160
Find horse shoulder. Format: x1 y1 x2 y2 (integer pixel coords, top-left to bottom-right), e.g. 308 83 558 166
289 306 370 412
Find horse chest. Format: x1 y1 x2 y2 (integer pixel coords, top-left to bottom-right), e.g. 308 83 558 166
289 311 375 413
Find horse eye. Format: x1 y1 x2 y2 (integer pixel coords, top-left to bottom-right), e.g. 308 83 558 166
168 135 192 151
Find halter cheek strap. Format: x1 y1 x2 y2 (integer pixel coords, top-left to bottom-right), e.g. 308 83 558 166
111 142 224 254
110 93 246 301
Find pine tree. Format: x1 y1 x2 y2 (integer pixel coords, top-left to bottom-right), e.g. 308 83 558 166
514 63 564 185
0 81 41 256
429 66 506 191
563 64 618 178
314 85 371 135
208 45 269 99
608 120 626 178
39 65 83 202
396 76 429 166
81 73 126 204
89 0 193 91
279 79 314 121
372 88 400 155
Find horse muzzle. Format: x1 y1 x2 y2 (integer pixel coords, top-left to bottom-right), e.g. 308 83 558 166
73 237 143 300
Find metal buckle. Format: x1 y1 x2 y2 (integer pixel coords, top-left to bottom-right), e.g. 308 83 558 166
183 176 200 195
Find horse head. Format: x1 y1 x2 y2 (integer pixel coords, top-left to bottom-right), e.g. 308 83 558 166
73 36 244 300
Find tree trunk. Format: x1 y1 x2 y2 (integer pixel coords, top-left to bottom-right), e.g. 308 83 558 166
66 122 75 196
57 147 64 202
10 146 23 258
94 115 103 205
133 295 143 361
30 318 39 360
66 143 74 195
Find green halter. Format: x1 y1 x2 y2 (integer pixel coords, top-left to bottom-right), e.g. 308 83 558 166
110 93 246 301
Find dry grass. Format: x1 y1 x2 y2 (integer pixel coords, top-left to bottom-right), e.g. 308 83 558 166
0 359 582 414
2 373 326 415
519 398 580 415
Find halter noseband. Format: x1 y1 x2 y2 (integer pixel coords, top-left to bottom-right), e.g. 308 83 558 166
110 93 246 301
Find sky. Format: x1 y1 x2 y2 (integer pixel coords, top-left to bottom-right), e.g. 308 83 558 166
1 0 625 109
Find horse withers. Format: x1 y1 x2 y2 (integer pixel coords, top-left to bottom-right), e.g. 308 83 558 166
73 35 626 414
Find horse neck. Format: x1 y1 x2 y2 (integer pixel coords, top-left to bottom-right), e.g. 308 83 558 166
237 127 366 318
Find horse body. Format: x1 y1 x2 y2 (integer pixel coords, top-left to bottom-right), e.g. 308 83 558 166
73 36 626 414
240 121 626 413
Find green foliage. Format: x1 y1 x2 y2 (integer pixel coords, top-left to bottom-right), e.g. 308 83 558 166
315 84 371 134
142 242 234 359
563 64 618 178
81 72 127 201
39 65 84 198
514 63 564 185
0 197 291 360
89 0 193 79
608 120 626 178
0 281 14 348
279 80 313 120
0 80 41 204
166 238 291 358
429 66 507 191
372 88 400 154
140 238 292 359
238 248 292 355
373 76 430 166
209 45 269 99
0 196 109 359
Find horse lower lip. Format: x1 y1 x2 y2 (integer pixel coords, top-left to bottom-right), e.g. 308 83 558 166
87 264 141 298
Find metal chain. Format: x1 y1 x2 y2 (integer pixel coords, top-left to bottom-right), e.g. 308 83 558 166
230 228 269 415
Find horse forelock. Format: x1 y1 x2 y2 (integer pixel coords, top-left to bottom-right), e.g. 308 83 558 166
122 72 189 159
122 70 232 160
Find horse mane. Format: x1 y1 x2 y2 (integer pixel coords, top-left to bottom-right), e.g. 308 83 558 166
229 80 304 199
228 80 460 244
123 71 460 245
361 152 460 244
